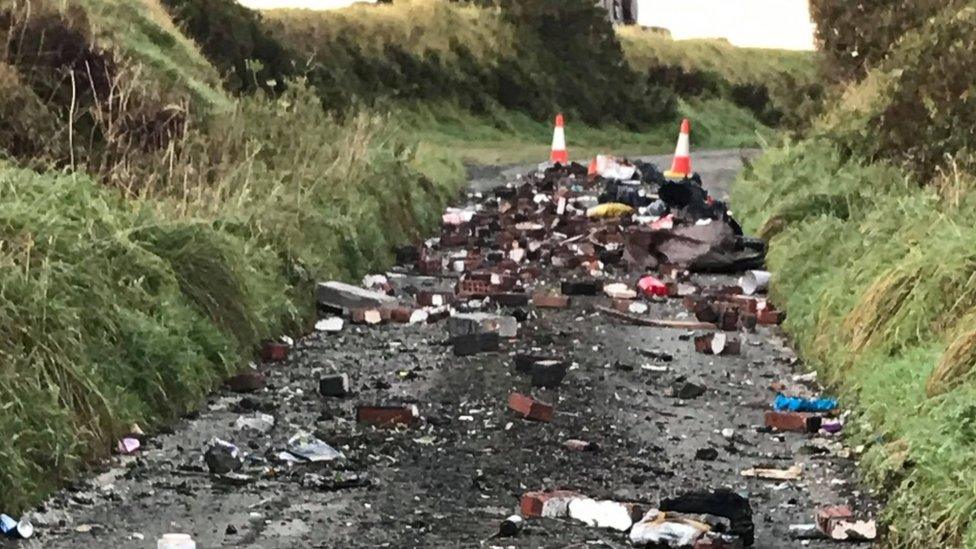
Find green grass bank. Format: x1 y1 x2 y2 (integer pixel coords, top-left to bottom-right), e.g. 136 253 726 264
730 2 976 545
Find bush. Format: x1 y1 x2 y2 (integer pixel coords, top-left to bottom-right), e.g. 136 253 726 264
816 2 976 178
159 0 293 94
809 0 958 82
265 0 675 128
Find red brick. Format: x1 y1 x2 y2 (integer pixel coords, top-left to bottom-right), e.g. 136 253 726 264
694 334 741 356
758 308 786 325
694 534 744 549
520 490 581 518
225 372 266 393
508 392 554 422
532 292 570 309
351 308 385 325
261 341 289 362
440 232 469 247
490 293 530 307
417 257 442 276
730 295 760 314
816 505 853 534
388 307 414 324
356 405 419 428
416 291 454 307
765 411 822 433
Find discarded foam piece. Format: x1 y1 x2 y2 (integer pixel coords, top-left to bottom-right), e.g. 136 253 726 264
116 437 140 455
568 498 644 531
316 281 396 312
659 489 754 546
315 317 344 333
603 282 637 300
447 312 518 338
234 413 275 434
629 510 709 546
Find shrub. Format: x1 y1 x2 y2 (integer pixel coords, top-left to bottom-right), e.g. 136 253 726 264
159 0 293 94
809 0 958 82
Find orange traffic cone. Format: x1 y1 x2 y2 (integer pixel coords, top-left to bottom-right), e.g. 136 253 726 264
587 157 598 176
664 118 692 180
550 113 568 164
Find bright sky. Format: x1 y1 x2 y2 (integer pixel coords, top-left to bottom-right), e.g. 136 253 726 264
238 0 816 50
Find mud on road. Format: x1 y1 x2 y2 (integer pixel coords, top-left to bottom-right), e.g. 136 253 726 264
27 150 875 548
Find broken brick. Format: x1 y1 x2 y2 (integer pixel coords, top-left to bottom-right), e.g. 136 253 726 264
260 341 289 362
508 392 554 422
417 257 442 276
520 490 581 518
351 308 386 325
319 374 350 398
451 332 500 356
758 308 786 325
356 405 419 428
694 333 741 356
529 360 568 388
560 280 601 296
765 411 822 433
388 307 415 324
490 293 530 307
416 290 454 307
225 372 266 393
532 292 570 309
816 505 853 535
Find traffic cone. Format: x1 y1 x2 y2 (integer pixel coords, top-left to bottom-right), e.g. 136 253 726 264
588 157 598 176
664 118 692 180
550 113 569 164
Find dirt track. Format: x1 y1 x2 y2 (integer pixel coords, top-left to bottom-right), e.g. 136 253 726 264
27 150 875 548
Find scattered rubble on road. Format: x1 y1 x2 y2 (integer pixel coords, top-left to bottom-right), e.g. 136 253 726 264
28 150 876 548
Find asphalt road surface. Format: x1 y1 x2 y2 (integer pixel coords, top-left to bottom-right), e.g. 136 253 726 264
26 149 875 548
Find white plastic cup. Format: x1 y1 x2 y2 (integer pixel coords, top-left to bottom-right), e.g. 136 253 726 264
740 270 771 295
158 533 196 549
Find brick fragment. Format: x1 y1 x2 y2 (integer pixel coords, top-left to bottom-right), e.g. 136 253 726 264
816 505 853 534
490 293 530 307
508 392 554 422
261 341 289 362
532 292 570 309
226 372 266 393
765 411 822 433
389 307 415 324
451 332 500 356
356 405 419 428
319 373 350 397
416 290 454 307
520 490 581 518
758 308 786 325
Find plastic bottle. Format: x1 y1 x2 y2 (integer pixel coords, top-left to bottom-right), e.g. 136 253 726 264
157 533 196 549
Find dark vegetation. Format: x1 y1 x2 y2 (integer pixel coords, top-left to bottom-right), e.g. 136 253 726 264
734 1 976 545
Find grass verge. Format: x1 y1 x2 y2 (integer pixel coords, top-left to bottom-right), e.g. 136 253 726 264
732 140 976 547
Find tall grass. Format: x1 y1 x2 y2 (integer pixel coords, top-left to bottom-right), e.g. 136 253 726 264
732 141 976 547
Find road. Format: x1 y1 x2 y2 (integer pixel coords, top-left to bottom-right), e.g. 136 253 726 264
27 149 873 548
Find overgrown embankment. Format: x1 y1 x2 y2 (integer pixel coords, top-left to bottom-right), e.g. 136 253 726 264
0 0 454 511
732 2 976 546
